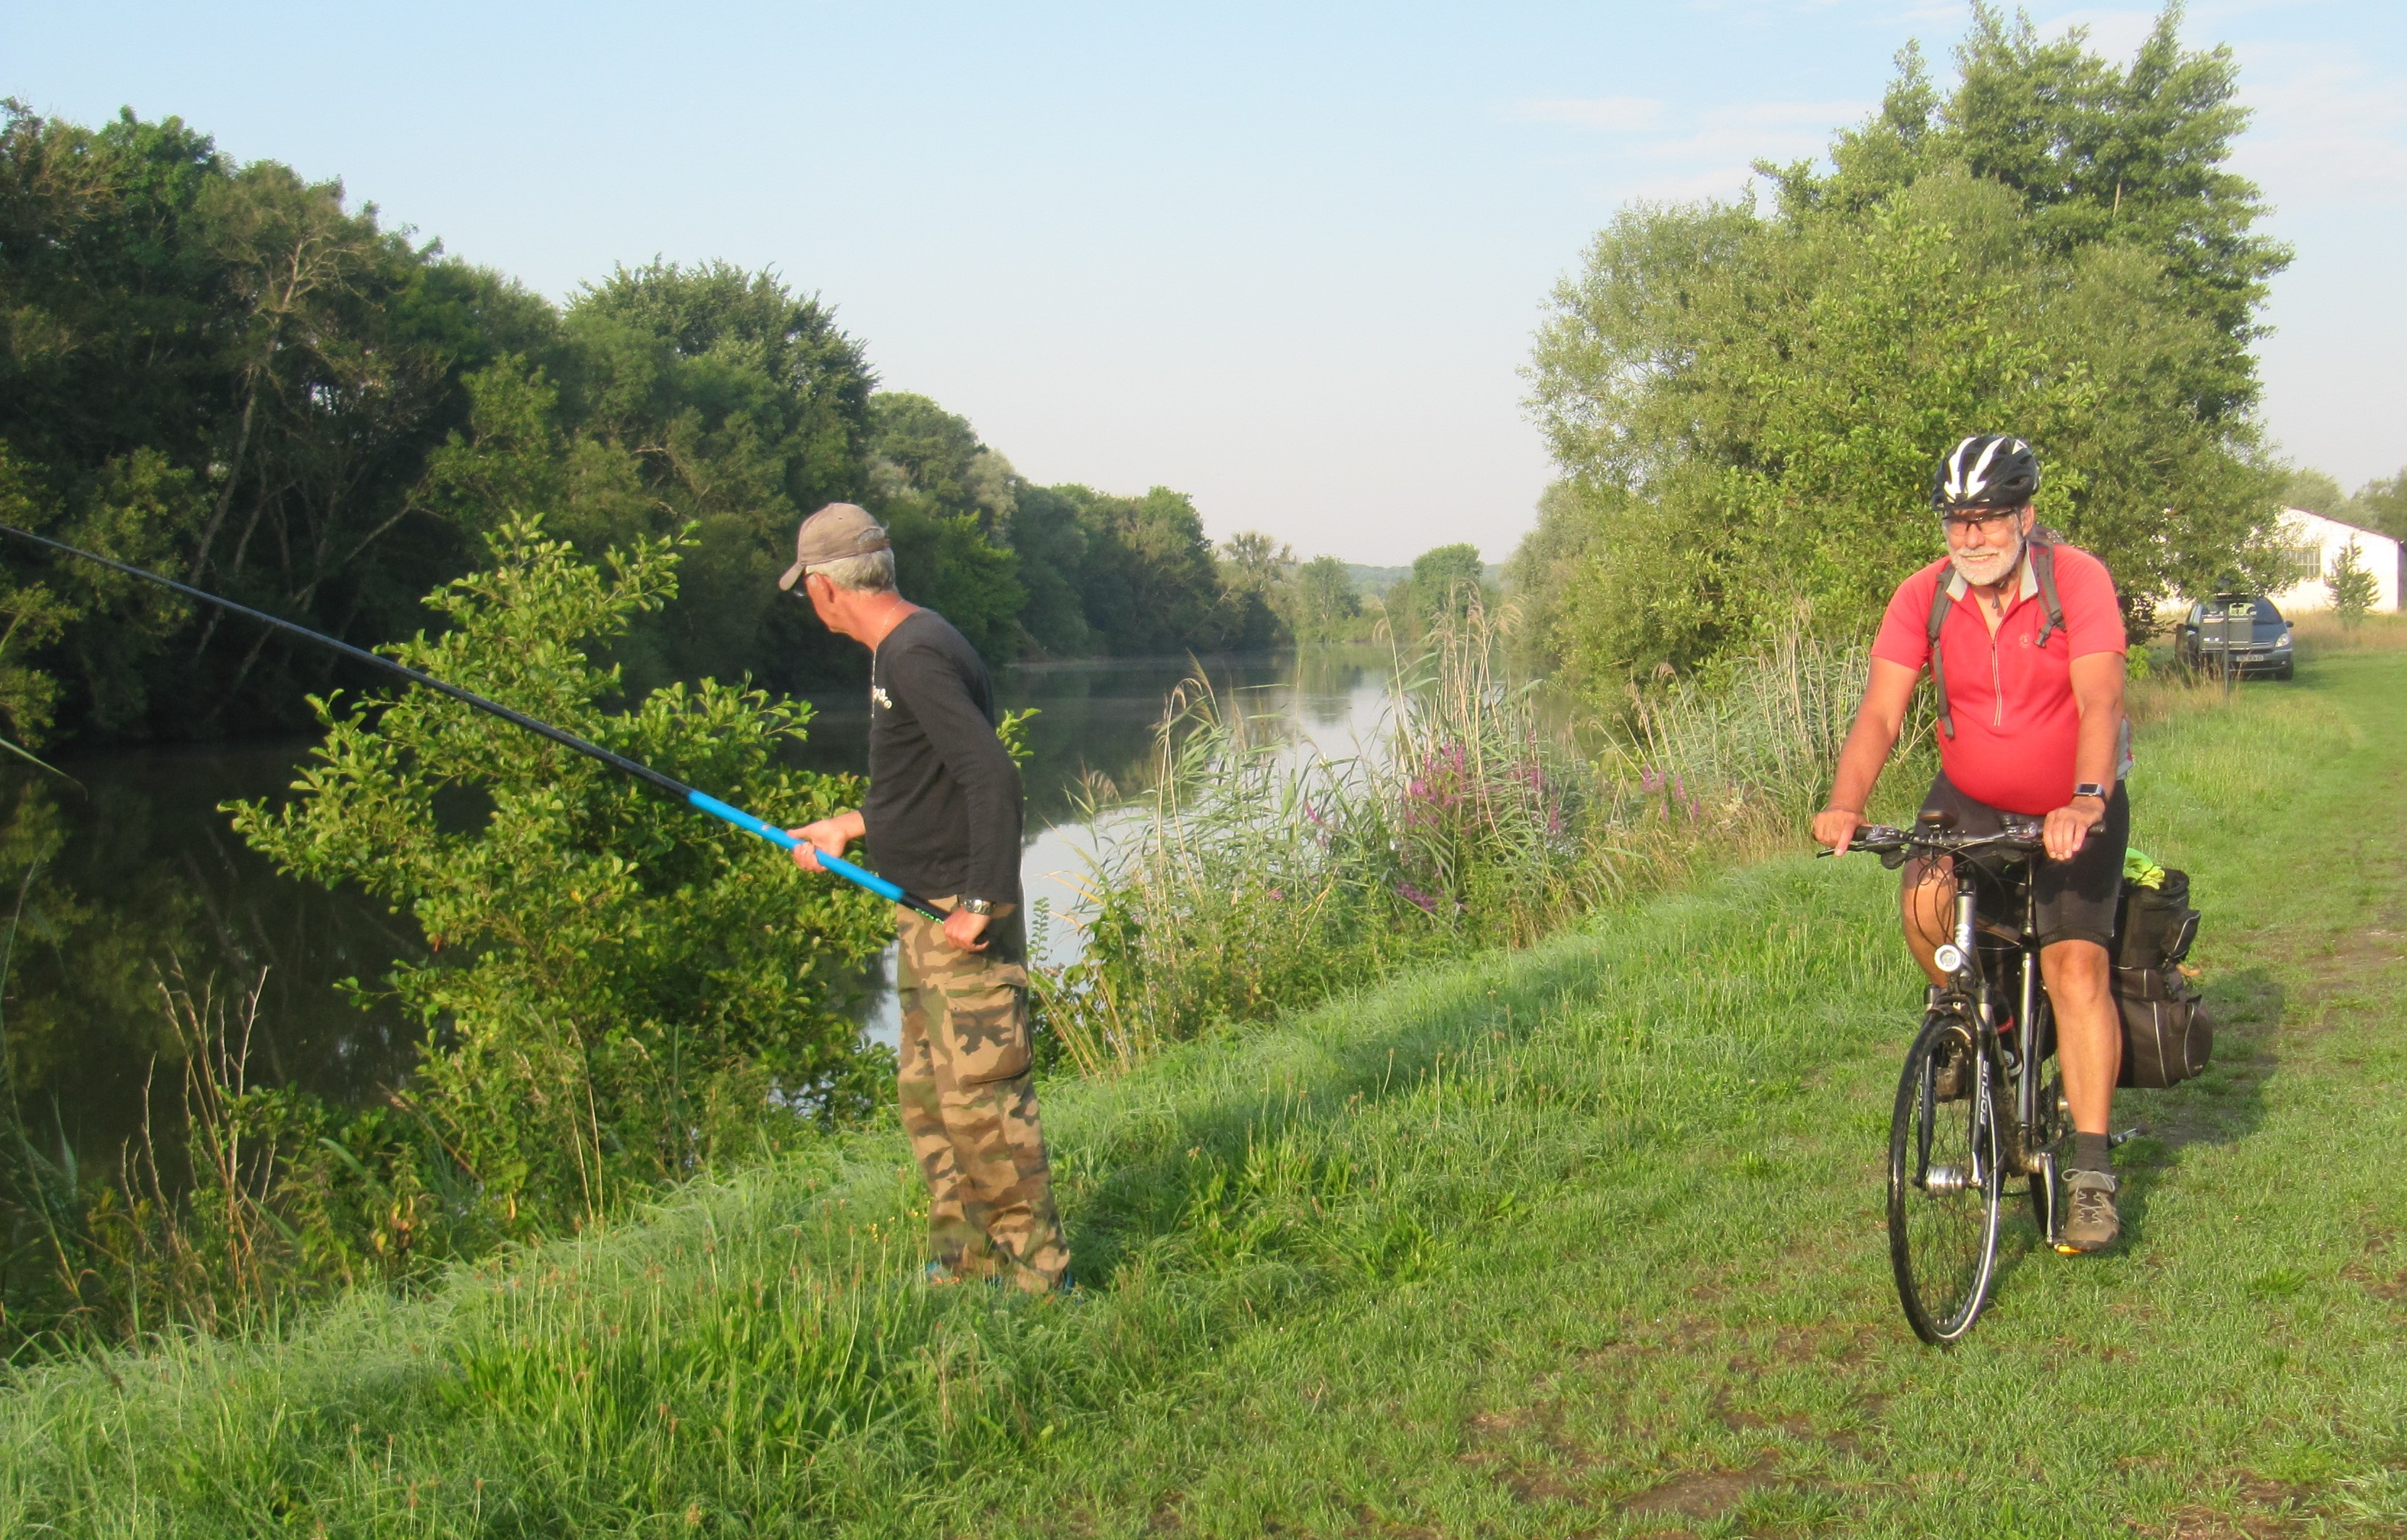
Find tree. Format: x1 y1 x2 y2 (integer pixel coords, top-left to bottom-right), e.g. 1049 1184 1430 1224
1525 10 2285 686
1503 482 1612 675
2277 467 2345 515
1282 555 1364 643
862 393 1025 662
1799 4 2287 423
558 261 876 692
2351 471 2407 542
1214 531 1294 651
1380 544 1488 645
2327 540 2377 631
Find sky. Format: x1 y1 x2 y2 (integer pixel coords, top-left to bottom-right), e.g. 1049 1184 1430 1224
7 1 2403 565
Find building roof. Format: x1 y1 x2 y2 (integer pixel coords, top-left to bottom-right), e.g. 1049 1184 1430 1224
2280 506 2401 547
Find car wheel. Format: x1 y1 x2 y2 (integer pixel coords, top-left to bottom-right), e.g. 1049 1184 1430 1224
2275 662 2293 681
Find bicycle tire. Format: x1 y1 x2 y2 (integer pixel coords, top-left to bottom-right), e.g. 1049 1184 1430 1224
1888 1012 2004 1346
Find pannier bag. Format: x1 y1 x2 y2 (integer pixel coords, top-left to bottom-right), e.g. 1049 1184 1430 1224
2112 866 2211 1088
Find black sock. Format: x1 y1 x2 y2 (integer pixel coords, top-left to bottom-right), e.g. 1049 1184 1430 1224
2072 1132 2112 1173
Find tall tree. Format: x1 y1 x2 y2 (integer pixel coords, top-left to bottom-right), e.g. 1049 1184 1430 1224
1526 9 2284 684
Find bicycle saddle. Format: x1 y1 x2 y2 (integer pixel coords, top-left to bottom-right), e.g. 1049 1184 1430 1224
1917 807 1959 830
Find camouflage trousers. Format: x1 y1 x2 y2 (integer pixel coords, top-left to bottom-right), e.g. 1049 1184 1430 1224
895 902 1068 1292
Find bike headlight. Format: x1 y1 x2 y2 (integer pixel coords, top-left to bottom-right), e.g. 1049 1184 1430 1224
1933 943 1966 974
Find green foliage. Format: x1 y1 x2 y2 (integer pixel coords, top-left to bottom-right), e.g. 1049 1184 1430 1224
2278 467 2347 516
0 102 1284 757
2348 470 2407 542
1214 532 1293 651
2327 542 2377 631
1524 9 2286 688
1378 544 1493 648
230 519 889 1236
1282 555 1367 644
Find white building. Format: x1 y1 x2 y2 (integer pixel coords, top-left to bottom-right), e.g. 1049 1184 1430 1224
2265 508 2401 614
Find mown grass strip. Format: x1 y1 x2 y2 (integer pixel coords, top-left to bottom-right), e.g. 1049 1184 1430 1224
3 651 2403 1537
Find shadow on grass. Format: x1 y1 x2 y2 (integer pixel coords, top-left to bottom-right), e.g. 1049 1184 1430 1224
1979 967 2282 1296
2111 965 2282 1245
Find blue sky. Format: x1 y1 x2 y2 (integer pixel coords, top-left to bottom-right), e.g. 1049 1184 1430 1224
8 1 2403 564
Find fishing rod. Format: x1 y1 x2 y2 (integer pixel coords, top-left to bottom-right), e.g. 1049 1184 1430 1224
0 523 949 921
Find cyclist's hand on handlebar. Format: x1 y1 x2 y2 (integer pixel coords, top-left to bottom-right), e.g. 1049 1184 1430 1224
1812 805 1865 854
2041 797 2104 862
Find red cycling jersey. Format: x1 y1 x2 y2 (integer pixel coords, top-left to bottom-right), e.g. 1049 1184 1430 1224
1870 544 2126 816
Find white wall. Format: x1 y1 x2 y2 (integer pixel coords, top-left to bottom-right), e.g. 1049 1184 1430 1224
2264 508 2402 614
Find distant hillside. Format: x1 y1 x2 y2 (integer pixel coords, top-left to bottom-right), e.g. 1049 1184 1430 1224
1343 564 1411 597
1340 562 1507 597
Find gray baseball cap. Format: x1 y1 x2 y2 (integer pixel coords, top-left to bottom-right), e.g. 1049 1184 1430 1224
778 502 892 591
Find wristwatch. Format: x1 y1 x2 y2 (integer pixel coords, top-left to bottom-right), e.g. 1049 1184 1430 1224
958 898 996 917
2072 781 2108 802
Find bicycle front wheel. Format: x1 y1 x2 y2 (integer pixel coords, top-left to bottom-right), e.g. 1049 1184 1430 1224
1888 1013 2004 1346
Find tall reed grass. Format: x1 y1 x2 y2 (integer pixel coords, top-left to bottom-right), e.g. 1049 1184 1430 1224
1035 608 1906 1073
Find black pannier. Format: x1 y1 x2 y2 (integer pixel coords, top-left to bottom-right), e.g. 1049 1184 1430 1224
2112 868 2211 1088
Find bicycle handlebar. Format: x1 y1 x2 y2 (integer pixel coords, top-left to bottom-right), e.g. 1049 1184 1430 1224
1815 821 2046 860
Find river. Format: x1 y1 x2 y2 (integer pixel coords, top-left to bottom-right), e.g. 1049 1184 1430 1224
0 649 1398 1169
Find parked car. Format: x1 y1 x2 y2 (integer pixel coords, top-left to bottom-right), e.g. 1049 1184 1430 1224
2173 594 2293 679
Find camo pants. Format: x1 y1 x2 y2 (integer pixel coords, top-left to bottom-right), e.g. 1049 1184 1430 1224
895 902 1068 1292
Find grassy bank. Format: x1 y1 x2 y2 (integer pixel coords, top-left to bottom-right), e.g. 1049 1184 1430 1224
4 649 2405 1535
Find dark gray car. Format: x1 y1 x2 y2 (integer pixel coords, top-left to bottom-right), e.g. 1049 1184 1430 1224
2173 594 2293 679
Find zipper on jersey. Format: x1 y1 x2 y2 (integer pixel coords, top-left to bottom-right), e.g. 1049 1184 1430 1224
1991 634 2004 729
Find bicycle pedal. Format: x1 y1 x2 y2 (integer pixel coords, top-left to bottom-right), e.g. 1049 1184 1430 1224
2106 1125 2147 1148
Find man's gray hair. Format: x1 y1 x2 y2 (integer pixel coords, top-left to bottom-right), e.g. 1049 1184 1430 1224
811 547 897 594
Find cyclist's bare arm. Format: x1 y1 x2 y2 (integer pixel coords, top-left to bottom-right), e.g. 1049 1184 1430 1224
1815 658 1922 852
2043 652 2126 862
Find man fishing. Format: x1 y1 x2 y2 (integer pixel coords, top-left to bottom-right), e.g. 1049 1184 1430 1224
778 502 1070 1293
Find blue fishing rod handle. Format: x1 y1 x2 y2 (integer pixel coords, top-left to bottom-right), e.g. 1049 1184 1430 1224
684 791 909 904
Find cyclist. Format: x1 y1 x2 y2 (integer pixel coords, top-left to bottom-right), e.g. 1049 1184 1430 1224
1813 435 2132 1253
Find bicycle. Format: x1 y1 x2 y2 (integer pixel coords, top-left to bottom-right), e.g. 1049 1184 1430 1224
1826 809 2131 1346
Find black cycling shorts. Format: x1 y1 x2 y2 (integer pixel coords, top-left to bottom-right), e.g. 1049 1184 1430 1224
1916 772 2128 950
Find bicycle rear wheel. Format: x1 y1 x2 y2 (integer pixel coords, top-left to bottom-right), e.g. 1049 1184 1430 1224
1888 1012 2004 1346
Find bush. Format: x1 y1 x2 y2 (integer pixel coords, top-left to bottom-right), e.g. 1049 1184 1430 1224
232 518 889 1240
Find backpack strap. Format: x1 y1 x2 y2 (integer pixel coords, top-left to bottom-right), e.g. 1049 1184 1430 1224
1925 570 1956 740
2028 534 2067 649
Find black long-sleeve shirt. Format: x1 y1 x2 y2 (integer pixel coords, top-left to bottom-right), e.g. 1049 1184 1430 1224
861 610 1022 906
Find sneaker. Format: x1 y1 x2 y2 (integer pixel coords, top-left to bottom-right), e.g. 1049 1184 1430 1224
2055 1168 2120 1253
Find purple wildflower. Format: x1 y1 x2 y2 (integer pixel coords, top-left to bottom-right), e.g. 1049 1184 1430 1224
1394 881 1439 914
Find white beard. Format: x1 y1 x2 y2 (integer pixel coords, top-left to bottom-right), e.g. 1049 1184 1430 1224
1949 533 2024 589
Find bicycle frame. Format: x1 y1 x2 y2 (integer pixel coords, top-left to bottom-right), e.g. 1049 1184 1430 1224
1842 820 2062 1220
1943 846 2057 1196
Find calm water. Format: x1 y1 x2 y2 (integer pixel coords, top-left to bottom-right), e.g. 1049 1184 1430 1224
0 649 1397 1167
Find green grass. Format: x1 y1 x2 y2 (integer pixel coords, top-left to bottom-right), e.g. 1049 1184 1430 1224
5 650 2406 1536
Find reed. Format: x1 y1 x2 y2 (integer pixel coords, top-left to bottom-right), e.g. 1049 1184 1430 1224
1036 608 1888 1071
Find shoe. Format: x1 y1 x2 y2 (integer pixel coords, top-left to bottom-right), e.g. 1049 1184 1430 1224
2054 1168 2120 1253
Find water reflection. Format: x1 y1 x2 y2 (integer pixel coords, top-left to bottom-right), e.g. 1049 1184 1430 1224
0 649 1400 1161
